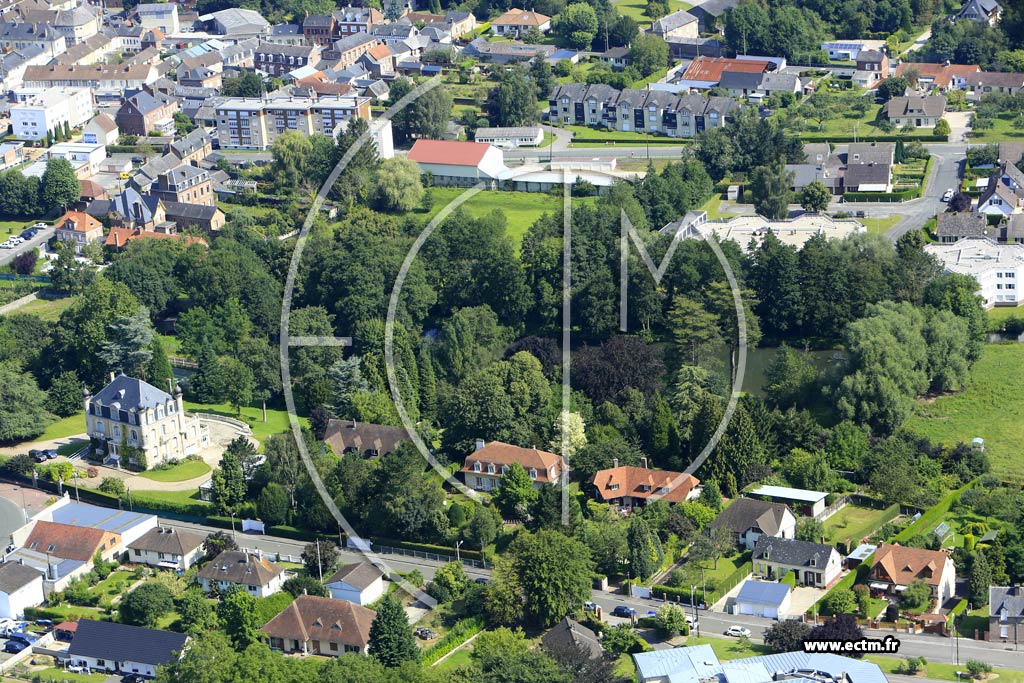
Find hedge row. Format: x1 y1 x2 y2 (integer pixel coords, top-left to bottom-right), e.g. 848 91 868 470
570 136 693 145
816 557 874 616
800 134 937 143
845 156 933 203
892 479 975 543
421 616 485 666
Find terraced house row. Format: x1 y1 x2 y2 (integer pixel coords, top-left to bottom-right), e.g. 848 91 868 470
548 83 740 137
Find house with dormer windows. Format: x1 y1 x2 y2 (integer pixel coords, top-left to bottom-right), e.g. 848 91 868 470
977 161 1024 216
883 95 947 129
869 543 956 605
460 440 567 492
752 536 842 588
989 585 1024 643
197 551 285 597
590 461 700 507
261 595 374 656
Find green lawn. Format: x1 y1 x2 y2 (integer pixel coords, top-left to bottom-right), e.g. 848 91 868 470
129 488 209 507
613 653 636 678
954 605 989 638
565 124 679 144
685 636 772 659
422 188 580 252
138 459 211 482
823 504 899 546
865 656 1024 683
182 401 306 447
156 332 182 357
986 305 1024 331
37 414 87 441
700 194 738 220
32 667 108 683
433 644 474 671
798 106 885 140
612 0 692 23
15 295 76 322
0 219 29 239
969 116 1024 143
91 570 136 607
906 343 1024 480
860 216 900 235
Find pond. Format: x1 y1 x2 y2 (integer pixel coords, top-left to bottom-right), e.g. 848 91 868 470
740 347 844 397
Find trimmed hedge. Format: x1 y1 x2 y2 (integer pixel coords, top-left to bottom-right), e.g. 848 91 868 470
800 134 936 143
570 136 694 145
421 616 485 665
892 480 975 543
781 571 797 587
816 558 874 616
844 156 932 203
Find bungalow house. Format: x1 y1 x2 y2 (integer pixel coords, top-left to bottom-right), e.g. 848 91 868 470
869 543 956 606
590 461 700 507
0 562 44 619
67 620 187 678
325 562 385 606
708 498 797 551
883 95 946 129
127 526 205 571
461 440 567 493
197 551 285 597
896 62 980 91
752 537 842 588
473 126 544 148
55 210 103 254
965 71 1024 97
323 419 407 458
491 8 551 37
989 585 1024 643
748 485 828 519
734 580 791 619
261 594 375 656
935 212 995 243
598 46 631 70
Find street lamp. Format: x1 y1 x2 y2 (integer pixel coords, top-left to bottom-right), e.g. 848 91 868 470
455 540 463 564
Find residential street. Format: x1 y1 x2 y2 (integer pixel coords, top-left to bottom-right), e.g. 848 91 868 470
0 226 53 268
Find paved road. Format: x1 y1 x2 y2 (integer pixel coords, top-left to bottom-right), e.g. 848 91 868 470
0 227 53 268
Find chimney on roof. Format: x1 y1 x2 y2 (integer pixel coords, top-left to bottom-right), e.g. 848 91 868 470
612 458 618 468
475 439 485 451
641 457 648 469
109 371 115 382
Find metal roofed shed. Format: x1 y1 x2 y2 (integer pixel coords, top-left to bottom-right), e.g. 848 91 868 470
845 543 877 569
749 485 829 518
734 580 792 619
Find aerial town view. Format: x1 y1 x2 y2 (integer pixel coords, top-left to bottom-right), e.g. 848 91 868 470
1 0 1024 681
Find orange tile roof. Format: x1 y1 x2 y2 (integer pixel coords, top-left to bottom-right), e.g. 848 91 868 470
407 139 494 167
896 62 980 89
59 211 102 234
682 56 772 82
492 7 550 26
590 466 700 504
105 227 207 248
367 43 392 60
461 441 566 484
25 521 119 562
873 543 951 588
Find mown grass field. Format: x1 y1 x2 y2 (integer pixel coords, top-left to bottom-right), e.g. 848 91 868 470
860 215 900 235
137 458 211 482
822 503 898 545
182 401 304 446
906 343 1024 480
969 116 1024 143
612 0 692 23
14 294 76 322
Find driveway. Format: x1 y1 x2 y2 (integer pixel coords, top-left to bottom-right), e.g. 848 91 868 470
945 111 973 142
789 584 828 616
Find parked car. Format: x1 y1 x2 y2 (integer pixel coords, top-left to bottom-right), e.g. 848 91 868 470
19 228 35 239
43 449 58 459
67 664 89 674
9 236 22 245
0 241 11 249
3 640 27 654
121 674 146 683
414 627 437 640
8 631 38 644
474 577 489 585
942 188 955 202
583 601 596 611
32 223 46 229
611 605 636 618
34 619 54 629
724 626 751 637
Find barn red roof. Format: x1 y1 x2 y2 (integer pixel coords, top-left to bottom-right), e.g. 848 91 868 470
407 139 493 167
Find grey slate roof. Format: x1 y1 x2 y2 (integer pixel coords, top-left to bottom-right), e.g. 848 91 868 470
68 620 188 666
163 201 220 221
651 9 698 34
719 70 764 91
709 497 792 536
123 91 165 116
326 562 383 590
884 95 947 118
844 163 891 189
689 0 738 18
736 580 790 606
753 536 836 568
90 374 174 411
170 128 212 159
541 616 603 660
936 212 991 239
759 72 799 93
0 562 41 594
990 586 1024 618
847 142 894 166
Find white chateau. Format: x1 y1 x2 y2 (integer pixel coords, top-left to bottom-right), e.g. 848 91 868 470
84 374 208 469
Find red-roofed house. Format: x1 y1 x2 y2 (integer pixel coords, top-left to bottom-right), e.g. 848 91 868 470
590 462 701 507
491 8 551 37
681 56 773 87
357 42 393 78
461 440 568 492
870 543 956 606
55 211 103 254
406 140 507 187
105 227 207 250
896 62 980 91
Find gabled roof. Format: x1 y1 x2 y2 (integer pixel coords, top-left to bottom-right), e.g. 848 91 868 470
709 497 793 536
936 212 992 239
58 211 102 234
68 620 187 667
651 9 697 34
325 562 383 590
990 586 1024 618
719 70 764 91
407 139 494 167
541 617 602 660
966 71 1024 88
0 562 42 594
197 551 283 587
884 95 947 118
753 536 837 568
461 441 566 483
24 521 117 562
259 594 374 648
681 56 771 82
873 543 952 587
128 527 205 555
85 113 117 134
590 466 700 503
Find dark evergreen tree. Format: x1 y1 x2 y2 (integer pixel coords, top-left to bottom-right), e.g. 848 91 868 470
368 594 419 667
189 338 226 403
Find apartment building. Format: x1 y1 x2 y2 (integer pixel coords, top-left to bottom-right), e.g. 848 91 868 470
254 42 321 77
333 5 384 37
323 32 379 67
215 95 371 149
22 64 159 92
11 86 93 141
150 166 215 207
549 83 740 137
